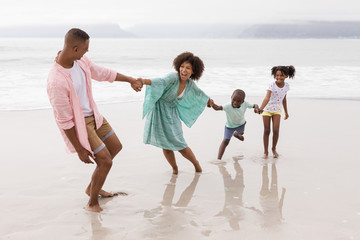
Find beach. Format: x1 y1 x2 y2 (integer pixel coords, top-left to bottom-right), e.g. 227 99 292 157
0 96 359 240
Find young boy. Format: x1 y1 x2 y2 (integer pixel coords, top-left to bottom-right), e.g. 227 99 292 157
212 89 260 160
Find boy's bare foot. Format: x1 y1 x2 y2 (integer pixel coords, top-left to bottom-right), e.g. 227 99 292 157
85 204 103 213
272 148 279 158
233 131 244 141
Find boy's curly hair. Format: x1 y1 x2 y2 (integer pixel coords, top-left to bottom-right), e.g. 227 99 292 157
173 52 204 81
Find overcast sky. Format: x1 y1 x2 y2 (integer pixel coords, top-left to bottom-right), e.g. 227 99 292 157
1 0 360 28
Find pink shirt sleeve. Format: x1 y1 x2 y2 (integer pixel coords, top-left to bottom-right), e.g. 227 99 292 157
47 73 75 130
82 56 117 83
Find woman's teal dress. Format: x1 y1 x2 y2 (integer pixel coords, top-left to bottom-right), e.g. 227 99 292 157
143 72 209 150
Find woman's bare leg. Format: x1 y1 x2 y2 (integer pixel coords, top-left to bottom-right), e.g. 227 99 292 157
163 149 179 174
179 147 202 173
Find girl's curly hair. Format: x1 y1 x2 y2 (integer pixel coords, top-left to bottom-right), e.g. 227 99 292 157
271 65 296 79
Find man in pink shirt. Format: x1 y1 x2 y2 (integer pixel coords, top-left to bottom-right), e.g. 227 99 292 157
47 28 143 212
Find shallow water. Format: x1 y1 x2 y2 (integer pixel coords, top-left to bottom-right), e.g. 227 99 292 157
1 38 360 110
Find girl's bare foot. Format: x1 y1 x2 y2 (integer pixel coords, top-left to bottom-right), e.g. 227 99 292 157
233 131 244 141
85 204 103 213
272 148 279 158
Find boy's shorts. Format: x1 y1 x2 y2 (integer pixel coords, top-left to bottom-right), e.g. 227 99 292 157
85 116 115 155
261 111 281 117
224 122 246 140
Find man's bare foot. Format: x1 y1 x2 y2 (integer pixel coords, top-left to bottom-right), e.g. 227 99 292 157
272 148 279 158
85 204 103 213
85 189 117 198
233 131 244 141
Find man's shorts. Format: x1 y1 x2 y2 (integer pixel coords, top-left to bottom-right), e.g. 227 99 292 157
224 122 246 140
85 116 115 155
261 111 281 117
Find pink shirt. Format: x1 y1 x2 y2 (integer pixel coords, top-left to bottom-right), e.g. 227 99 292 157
47 53 117 155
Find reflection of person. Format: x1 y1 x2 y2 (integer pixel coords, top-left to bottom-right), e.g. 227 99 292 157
259 66 295 158
247 164 286 228
162 174 200 207
142 52 214 174
212 89 260 160
89 212 111 240
143 174 201 238
216 161 245 230
47 28 143 212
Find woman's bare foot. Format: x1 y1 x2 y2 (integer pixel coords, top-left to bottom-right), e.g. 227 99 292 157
233 131 244 141
172 167 178 175
85 204 103 213
272 148 279 158
194 162 202 173
262 152 269 159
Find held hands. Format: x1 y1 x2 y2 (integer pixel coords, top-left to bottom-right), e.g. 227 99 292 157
207 98 214 108
77 147 94 164
254 104 262 114
130 78 144 92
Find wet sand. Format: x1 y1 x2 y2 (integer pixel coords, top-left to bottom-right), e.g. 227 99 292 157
1 97 359 240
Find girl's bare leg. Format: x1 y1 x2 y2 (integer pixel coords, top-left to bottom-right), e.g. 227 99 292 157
179 147 202 173
271 115 281 158
163 149 178 174
262 116 271 159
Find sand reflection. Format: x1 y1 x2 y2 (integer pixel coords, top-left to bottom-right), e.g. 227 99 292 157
88 196 118 239
216 161 245 230
143 174 201 238
247 163 286 228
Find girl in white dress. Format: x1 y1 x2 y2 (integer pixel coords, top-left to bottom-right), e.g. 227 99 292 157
259 65 296 159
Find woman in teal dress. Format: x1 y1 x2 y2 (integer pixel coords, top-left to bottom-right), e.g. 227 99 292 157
142 52 214 174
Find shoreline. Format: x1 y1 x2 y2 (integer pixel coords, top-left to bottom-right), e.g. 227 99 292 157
1 95 359 112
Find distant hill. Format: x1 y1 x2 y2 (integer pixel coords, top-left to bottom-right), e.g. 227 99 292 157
126 24 250 38
0 24 137 38
1 22 360 38
127 22 360 38
239 21 360 38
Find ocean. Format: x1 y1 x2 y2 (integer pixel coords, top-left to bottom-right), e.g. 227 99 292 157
0 38 359 110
